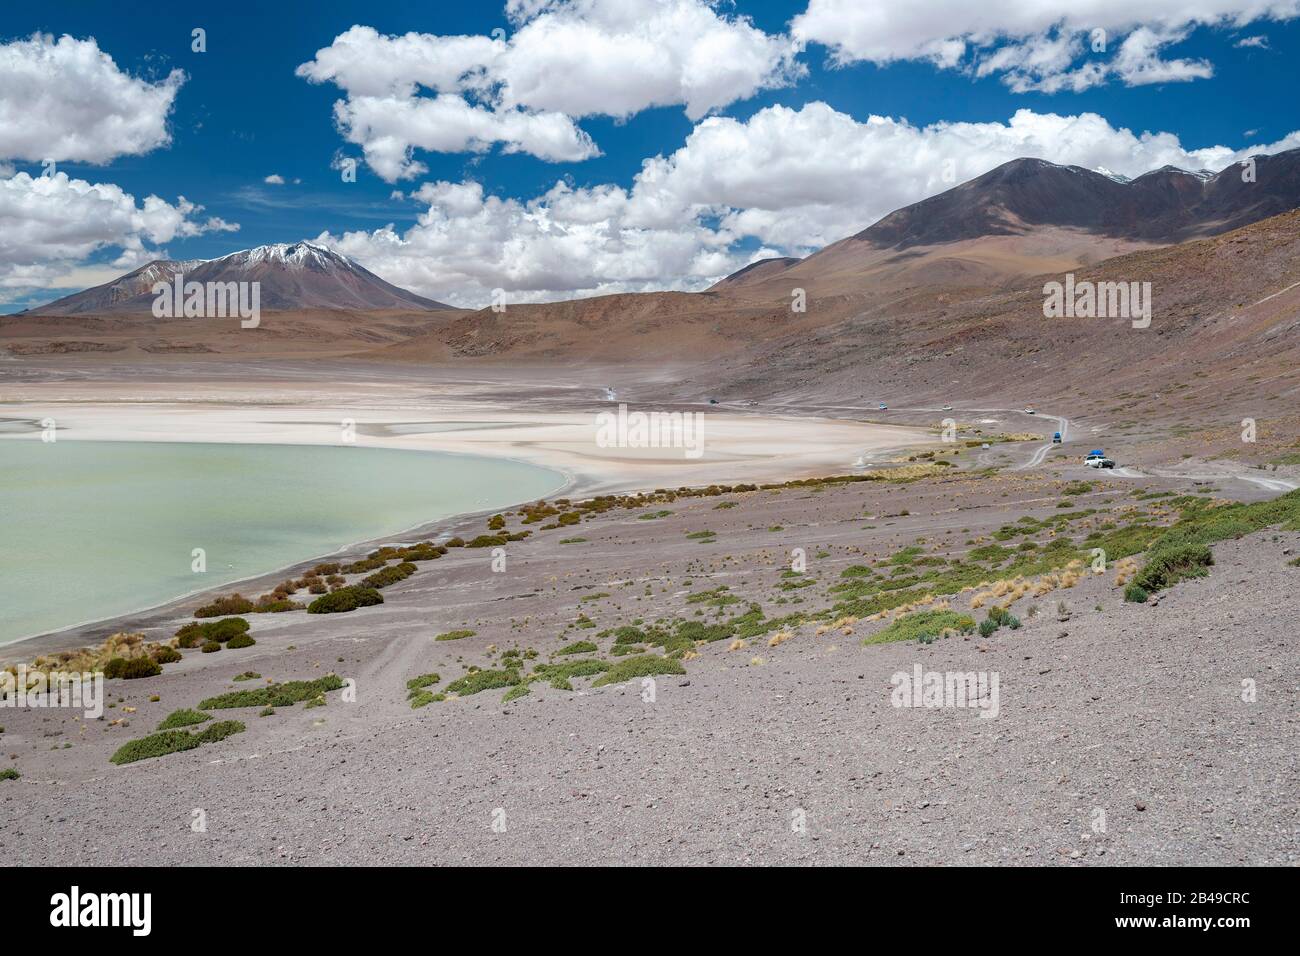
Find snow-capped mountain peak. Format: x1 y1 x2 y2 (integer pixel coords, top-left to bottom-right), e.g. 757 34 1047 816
216 241 352 271
1092 166 1131 184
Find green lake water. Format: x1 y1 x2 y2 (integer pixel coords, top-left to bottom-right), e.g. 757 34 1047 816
0 440 564 645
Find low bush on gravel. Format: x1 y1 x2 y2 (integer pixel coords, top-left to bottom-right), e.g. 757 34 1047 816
199 675 346 710
307 586 383 614
251 597 302 613
369 542 447 562
502 684 530 702
864 610 977 646
406 672 441 691
194 594 256 618
406 673 441 708
591 654 685 686
110 720 246 765
554 640 598 656
176 618 250 647
0 767 19 781
978 618 998 638
533 659 610 686
152 646 183 664
1127 488 1300 592
226 634 255 649
1124 583 1150 603
156 708 211 730
1132 543 1214 592
361 561 417 589
233 671 260 681
341 558 386 574
444 668 520 697
103 656 162 680
434 629 475 641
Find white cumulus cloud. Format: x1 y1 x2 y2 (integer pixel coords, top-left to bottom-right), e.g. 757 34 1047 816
791 0 1298 91
0 171 237 294
296 1 802 180
0 33 185 164
312 103 1300 306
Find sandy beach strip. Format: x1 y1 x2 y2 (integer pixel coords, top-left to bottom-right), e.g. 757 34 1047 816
0 398 935 496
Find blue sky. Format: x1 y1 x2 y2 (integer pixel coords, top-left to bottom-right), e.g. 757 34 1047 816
2 0 1298 310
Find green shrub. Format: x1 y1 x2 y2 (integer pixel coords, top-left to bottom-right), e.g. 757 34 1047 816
251 598 302 613
199 675 346 710
361 561 417 589
591 654 685 686
1133 543 1213 591
978 618 998 638
201 641 221 654
157 708 211 730
502 684 530 703
405 672 441 691
863 609 978 646
0 767 19 781
233 671 260 681
194 593 256 618
307 586 383 614
226 634 255 649
152 646 183 664
194 720 245 744
444 669 520 697
533 659 610 682
110 730 201 765
103 656 162 680
341 557 386 574
176 618 249 647
465 534 508 548
554 640 598 656
409 690 435 708
434 629 475 641
1124 583 1150 603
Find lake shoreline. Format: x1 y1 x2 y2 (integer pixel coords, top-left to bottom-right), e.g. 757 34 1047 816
0 368 933 663
0 446 575 661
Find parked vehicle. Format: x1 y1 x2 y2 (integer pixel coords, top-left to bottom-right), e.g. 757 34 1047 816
1052 432 1062 443
879 402 888 410
1024 408 1036 415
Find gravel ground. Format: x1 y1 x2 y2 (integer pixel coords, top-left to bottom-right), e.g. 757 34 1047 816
3 468 1297 866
